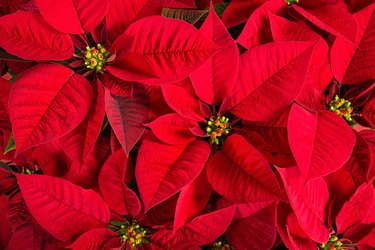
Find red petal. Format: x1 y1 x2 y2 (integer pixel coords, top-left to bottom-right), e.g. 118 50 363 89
190 3 239 105
68 228 118 250
173 170 212 232
331 3 375 84
227 204 277 249
151 230 200 249
223 41 314 120
60 83 105 164
277 165 330 243
98 149 141 216
0 78 11 134
106 0 163 42
288 105 356 181
0 11 73 60
34 0 109 34
16 174 110 242
107 16 219 84
105 85 150 156
136 136 210 212
163 0 196 8
145 113 198 145
293 1 357 42
206 134 282 203
9 64 93 155
161 78 205 121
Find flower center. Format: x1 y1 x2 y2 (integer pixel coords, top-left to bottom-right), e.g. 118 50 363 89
108 220 148 249
319 235 355 250
329 95 353 122
285 0 298 5
212 240 233 250
84 44 110 73
205 115 231 145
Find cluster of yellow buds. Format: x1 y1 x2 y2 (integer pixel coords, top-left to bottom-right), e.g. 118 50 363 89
211 240 233 250
108 220 148 249
84 44 110 73
285 0 299 5
319 235 345 250
21 166 38 174
205 115 231 145
329 95 353 122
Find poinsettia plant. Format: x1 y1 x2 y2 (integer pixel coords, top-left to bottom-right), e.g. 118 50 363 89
1 0 375 249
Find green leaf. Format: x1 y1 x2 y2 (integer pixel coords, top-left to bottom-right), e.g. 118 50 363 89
4 133 15 155
0 161 12 172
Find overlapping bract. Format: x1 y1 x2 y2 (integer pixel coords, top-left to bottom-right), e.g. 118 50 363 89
1 0 375 249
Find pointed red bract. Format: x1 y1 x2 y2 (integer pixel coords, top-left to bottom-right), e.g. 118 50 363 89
60 84 105 164
277 166 330 243
223 41 314 120
107 16 219 84
173 170 212 232
16 174 110 242
146 113 198 145
98 149 141 216
206 134 282 203
106 0 163 42
0 78 11 134
9 64 93 155
331 3 375 84
34 0 109 34
68 229 119 250
0 11 74 60
288 105 356 181
105 85 150 156
190 3 239 105
136 137 210 212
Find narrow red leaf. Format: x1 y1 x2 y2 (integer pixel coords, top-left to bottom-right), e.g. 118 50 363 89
277 166 330 243
107 16 219 84
206 134 282 203
0 78 11 134
222 41 314 120
60 83 105 164
287 105 356 181
173 170 212 232
331 3 375 84
105 84 150 156
34 0 109 34
98 149 141 216
136 136 210 212
68 228 119 250
0 11 74 60
9 64 93 155
190 3 239 105
145 113 199 145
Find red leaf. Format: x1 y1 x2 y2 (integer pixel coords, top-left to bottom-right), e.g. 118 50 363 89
164 0 196 8
222 41 314 120
60 83 105 164
106 0 163 42
222 0 269 28
277 166 330 243
236 0 286 49
287 105 356 181
0 11 74 60
105 84 150 156
190 3 239 105
173 170 212 232
331 3 375 84
151 230 200 250
68 228 119 250
176 205 236 246
145 113 198 145
293 1 357 42
107 16 219 84
100 73 133 97
161 78 205 121
9 64 93 155
0 78 11 134
227 204 277 250
206 134 282 203
98 149 141 216
34 0 109 34
336 182 375 233
16 174 110 242
136 137 210 212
